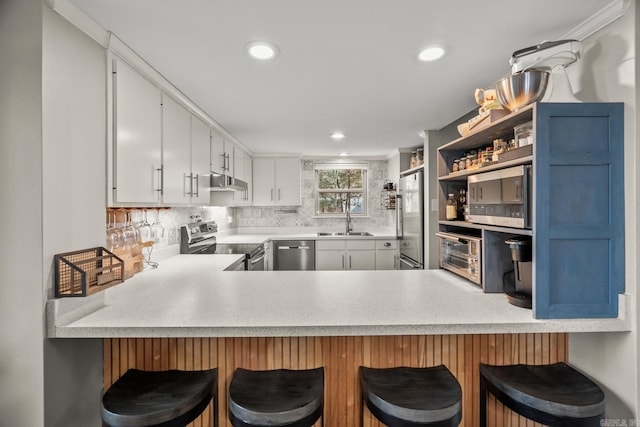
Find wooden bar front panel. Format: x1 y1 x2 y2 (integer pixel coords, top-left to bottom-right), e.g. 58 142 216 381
104 334 567 427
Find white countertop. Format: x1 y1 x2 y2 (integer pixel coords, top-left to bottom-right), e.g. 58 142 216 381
47 254 630 338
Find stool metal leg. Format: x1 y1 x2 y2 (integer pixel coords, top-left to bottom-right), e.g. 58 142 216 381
213 393 219 427
480 374 488 427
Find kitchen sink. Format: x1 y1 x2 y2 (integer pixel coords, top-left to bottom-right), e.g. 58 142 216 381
317 231 373 237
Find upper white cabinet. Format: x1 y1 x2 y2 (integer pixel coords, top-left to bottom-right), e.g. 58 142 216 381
253 157 301 206
111 58 162 204
189 115 212 205
161 94 191 205
210 129 226 175
232 147 252 206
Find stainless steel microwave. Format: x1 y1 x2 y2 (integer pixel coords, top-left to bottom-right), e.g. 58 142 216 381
467 165 532 229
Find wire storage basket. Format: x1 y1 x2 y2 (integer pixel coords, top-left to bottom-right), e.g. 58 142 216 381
54 247 124 297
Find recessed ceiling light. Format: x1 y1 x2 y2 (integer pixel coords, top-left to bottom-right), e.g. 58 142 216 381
338 152 350 156
418 131 426 138
418 45 445 62
245 41 279 60
330 131 346 140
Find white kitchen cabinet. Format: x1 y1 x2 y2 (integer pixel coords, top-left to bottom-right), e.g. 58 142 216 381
252 157 301 206
210 129 226 175
161 96 211 205
375 239 399 270
161 94 192 205
316 239 375 271
232 147 252 206
190 115 212 205
316 249 346 270
111 58 162 204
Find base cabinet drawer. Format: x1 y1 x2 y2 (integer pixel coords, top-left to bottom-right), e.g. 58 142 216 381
316 239 375 270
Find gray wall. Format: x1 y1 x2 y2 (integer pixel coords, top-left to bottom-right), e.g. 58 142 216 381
0 1 109 425
567 1 638 418
0 0 45 425
41 5 105 426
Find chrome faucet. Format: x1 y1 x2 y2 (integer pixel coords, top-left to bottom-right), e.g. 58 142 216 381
345 196 353 233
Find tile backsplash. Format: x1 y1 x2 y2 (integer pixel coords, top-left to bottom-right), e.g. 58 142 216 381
236 159 394 228
124 206 234 250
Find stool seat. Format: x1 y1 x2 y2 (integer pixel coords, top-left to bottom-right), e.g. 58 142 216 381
480 362 604 426
228 367 324 427
360 365 462 426
102 368 218 427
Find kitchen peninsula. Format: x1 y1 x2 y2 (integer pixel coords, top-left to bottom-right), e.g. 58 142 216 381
47 253 630 427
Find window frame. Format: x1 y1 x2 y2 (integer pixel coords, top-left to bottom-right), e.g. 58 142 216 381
314 163 368 217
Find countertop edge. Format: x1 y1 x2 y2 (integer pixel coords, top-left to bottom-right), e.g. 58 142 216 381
49 318 632 338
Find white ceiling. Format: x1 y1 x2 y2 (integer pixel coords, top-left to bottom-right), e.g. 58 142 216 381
71 0 616 157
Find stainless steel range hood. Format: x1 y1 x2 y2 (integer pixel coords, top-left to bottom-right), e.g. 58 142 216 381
210 173 248 191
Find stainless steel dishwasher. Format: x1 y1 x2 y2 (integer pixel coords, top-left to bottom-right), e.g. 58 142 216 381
273 240 316 270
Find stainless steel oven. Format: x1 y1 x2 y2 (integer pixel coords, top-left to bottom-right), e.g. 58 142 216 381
467 165 532 229
179 220 266 271
436 231 482 285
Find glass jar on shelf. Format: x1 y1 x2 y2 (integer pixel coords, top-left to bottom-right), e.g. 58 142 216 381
452 160 459 173
410 151 417 168
445 194 458 220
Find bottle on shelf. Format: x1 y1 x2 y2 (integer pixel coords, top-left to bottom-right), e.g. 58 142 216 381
446 194 458 220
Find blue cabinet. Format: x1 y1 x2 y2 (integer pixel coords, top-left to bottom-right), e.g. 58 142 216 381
437 102 624 319
533 103 624 318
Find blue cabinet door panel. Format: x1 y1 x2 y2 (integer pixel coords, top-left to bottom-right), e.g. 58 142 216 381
534 103 624 319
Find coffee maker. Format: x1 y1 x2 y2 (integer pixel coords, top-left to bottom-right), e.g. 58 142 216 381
504 237 532 308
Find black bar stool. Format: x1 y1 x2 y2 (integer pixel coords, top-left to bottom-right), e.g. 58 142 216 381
228 367 325 427
359 365 462 427
101 368 218 427
480 362 605 427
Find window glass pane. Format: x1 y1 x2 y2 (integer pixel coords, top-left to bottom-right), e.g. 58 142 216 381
317 169 363 190
348 193 363 213
318 192 345 213
317 192 363 214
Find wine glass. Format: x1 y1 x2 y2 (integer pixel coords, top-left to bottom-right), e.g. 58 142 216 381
151 208 165 244
124 209 140 251
138 209 154 243
106 210 121 251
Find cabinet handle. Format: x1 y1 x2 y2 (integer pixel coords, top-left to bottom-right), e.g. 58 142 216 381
270 189 274 202
384 242 391 247
479 187 483 200
219 153 226 170
342 255 345 270
349 255 352 270
193 174 199 198
184 172 193 197
278 188 281 201
154 165 164 197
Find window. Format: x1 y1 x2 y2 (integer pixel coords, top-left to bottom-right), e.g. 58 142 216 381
315 163 367 216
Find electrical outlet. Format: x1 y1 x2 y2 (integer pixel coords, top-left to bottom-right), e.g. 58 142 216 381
168 227 179 245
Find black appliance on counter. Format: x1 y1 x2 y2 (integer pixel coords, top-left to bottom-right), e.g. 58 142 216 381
179 220 265 271
503 237 532 308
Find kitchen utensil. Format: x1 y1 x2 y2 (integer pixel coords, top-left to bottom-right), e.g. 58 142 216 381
495 70 549 112
508 39 582 103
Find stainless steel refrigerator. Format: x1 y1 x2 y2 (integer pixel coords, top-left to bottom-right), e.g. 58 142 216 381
397 169 424 269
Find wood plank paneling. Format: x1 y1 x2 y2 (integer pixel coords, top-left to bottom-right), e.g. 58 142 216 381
103 334 567 427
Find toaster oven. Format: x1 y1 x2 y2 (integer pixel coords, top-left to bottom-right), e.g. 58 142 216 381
436 231 482 285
